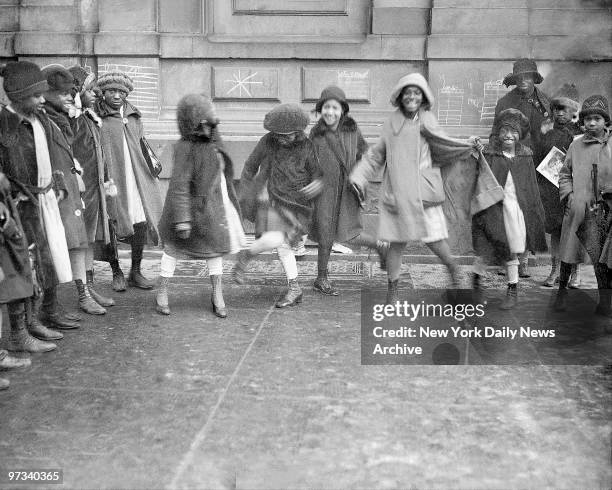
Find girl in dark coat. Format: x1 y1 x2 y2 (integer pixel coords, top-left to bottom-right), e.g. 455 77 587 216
535 84 584 288
309 86 389 296
233 104 323 308
472 109 547 309
155 94 245 317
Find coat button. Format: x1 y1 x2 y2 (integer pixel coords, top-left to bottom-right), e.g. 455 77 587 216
75 209 81 217
122 118 129 124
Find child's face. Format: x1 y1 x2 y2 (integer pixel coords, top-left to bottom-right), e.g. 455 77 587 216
400 86 423 114
499 125 519 150
103 88 127 110
275 131 299 147
321 99 343 129
81 88 97 109
13 93 45 115
553 105 573 125
583 114 606 136
515 73 535 95
45 90 74 113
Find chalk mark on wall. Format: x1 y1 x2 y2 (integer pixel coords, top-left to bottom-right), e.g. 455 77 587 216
225 70 264 97
99 63 160 119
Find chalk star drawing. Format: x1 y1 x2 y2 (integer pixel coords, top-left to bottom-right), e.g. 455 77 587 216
225 70 263 97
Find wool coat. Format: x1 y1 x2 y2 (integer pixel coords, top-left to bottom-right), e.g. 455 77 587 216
534 121 582 233
0 108 62 290
44 104 89 250
309 116 368 245
0 172 33 303
97 100 162 244
239 132 322 233
472 142 547 264
350 109 501 243
494 87 551 151
158 134 242 258
70 109 112 244
559 130 612 264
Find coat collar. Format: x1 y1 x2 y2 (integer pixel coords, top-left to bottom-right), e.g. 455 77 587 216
484 140 533 158
389 108 422 135
581 128 610 144
96 100 141 119
310 115 357 137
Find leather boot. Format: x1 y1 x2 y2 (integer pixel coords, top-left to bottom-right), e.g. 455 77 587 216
128 259 154 289
76 279 106 315
543 257 560 287
86 270 114 307
232 250 252 285
8 303 56 353
275 278 303 308
110 260 127 292
25 297 63 341
313 275 339 296
568 263 581 289
155 276 171 315
376 240 390 271
0 349 31 370
500 283 518 310
40 287 80 330
210 274 227 318
472 274 487 305
386 279 399 306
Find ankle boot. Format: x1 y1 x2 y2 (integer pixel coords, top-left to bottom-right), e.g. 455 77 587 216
86 270 114 307
110 260 127 292
210 274 227 318
0 349 32 370
8 304 56 353
386 279 399 306
472 274 487 305
128 259 154 289
313 275 339 296
500 283 518 310
76 279 106 315
232 250 252 285
155 276 171 315
39 287 80 330
376 240 390 271
569 263 581 289
543 257 560 287
276 278 303 308
25 297 63 341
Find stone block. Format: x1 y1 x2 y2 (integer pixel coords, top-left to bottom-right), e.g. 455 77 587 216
532 35 612 61
531 0 604 7
0 6 18 31
98 0 156 32
213 67 279 101
374 0 431 7
160 60 211 110
21 0 73 5
159 0 201 33
0 34 14 57
435 0 527 6
372 7 429 35
530 9 611 36
80 0 99 32
431 8 528 35
19 6 77 31
14 32 79 55
427 35 530 59
94 33 159 56
302 67 370 102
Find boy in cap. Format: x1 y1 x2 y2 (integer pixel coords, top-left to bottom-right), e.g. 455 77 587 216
233 103 323 307
96 70 163 291
556 95 612 315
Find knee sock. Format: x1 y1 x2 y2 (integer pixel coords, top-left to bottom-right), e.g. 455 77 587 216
387 242 406 282
160 252 177 278
277 243 298 281
472 256 488 276
207 257 223 276
506 258 519 284
317 243 333 279
559 262 572 288
249 231 286 255
85 246 94 271
69 248 87 282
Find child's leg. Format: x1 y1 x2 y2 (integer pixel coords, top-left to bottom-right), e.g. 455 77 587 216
425 239 459 286
156 252 177 315
500 255 519 310
207 257 226 317
275 242 301 308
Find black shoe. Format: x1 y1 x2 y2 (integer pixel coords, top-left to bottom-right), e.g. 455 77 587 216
112 270 127 292
128 270 155 289
313 277 339 296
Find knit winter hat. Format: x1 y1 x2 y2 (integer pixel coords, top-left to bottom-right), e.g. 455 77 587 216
493 108 530 139
42 65 74 93
68 65 95 92
550 83 580 113
263 104 309 134
579 95 610 123
0 61 48 101
97 71 134 94
389 72 435 109
315 86 349 114
503 59 544 87
176 93 218 138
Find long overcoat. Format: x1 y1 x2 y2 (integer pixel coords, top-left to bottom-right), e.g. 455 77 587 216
97 100 162 244
158 136 242 258
350 109 497 243
44 104 89 250
0 108 59 289
472 142 547 263
559 130 612 264
309 116 368 246
70 109 112 244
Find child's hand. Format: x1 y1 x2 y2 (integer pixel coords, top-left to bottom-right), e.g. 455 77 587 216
469 136 484 152
301 179 323 199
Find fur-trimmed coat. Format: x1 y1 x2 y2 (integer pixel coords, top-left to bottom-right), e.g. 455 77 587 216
472 142 547 263
309 116 368 245
97 100 162 244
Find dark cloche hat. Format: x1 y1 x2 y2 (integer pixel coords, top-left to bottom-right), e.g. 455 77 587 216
550 83 580 113
263 103 309 134
43 65 74 93
315 86 349 114
0 61 48 101
493 108 531 139
503 59 544 87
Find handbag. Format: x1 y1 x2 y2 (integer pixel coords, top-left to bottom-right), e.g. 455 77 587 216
140 137 163 178
420 166 445 208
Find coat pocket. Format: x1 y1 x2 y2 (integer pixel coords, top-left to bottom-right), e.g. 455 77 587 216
420 166 445 208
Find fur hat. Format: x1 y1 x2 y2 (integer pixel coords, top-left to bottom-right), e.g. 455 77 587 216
42 65 74 93
493 108 530 139
0 61 48 101
550 83 580 113
389 72 435 109
176 93 218 138
315 86 349 114
68 65 95 92
97 71 134 94
263 104 309 134
503 59 544 87
579 95 609 124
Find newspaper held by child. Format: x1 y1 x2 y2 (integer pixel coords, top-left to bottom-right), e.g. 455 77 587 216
536 146 565 188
